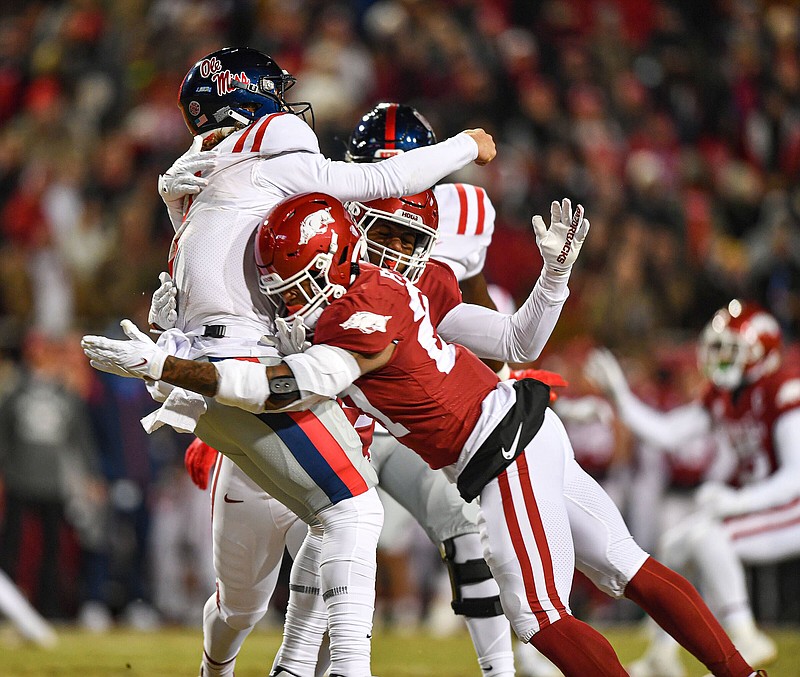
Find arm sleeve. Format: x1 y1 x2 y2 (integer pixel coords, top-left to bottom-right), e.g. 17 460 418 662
734 408 800 512
263 133 479 203
435 269 569 362
613 390 712 449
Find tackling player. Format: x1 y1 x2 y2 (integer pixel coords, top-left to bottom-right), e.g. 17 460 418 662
83 192 762 677
586 301 797 676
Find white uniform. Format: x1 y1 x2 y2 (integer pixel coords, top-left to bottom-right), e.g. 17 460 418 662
162 113 481 677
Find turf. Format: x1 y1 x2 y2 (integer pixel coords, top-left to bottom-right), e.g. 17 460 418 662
1 624 798 676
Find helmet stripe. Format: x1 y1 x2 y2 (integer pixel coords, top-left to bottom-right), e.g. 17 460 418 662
384 103 397 149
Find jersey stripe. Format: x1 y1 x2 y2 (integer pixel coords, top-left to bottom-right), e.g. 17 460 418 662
232 121 257 153
475 186 486 235
260 411 367 504
384 103 397 149
250 112 285 153
455 183 469 234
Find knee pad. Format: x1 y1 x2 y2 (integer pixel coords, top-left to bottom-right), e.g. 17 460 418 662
440 537 503 618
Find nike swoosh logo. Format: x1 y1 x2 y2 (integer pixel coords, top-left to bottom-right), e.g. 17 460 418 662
485 666 493 672
500 422 524 460
223 494 244 504
130 358 148 368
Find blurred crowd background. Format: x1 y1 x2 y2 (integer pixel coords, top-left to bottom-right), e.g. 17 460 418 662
1 0 799 636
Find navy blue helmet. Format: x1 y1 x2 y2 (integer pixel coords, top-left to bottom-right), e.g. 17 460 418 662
346 103 437 163
178 47 311 135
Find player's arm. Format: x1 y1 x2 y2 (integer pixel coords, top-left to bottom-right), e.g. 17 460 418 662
457 272 505 373
81 319 393 413
437 199 588 363
266 128 494 203
584 347 712 449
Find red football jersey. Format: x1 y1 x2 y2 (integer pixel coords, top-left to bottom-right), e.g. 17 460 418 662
313 262 500 469
701 363 800 486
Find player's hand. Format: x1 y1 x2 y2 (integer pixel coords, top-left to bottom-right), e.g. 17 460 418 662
532 198 590 277
695 481 743 518
584 348 629 401
261 317 311 356
82 319 168 381
148 272 178 332
184 438 218 490
463 128 496 166
158 135 215 204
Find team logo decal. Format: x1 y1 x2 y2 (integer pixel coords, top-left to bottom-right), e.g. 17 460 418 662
299 208 334 245
188 100 201 116
340 311 392 334
198 56 251 96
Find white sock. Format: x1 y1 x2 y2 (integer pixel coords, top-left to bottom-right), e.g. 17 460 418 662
201 594 249 676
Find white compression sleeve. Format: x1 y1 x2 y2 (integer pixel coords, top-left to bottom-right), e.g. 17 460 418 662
267 134 478 203
214 359 271 413
436 269 569 363
283 344 361 399
614 391 712 450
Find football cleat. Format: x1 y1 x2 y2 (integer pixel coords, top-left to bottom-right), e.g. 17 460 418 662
627 645 686 677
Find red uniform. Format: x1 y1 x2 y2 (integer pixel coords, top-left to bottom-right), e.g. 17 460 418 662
314 262 500 470
701 363 800 487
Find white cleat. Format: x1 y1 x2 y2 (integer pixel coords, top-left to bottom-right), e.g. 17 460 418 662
732 628 778 668
515 642 562 677
627 646 686 677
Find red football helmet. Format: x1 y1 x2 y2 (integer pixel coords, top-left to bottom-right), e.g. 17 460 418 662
255 193 366 321
698 299 782 389
347 190 438 283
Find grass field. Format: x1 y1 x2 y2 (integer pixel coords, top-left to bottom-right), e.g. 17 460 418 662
1 624 798 677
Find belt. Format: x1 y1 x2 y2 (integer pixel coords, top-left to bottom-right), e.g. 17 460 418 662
202 325 227 338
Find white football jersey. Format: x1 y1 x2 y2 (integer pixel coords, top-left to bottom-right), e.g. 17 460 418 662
168 113 478 357
431 182 496 282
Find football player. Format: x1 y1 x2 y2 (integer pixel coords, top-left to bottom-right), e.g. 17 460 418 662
140 46 496 677
83 193 762 677
586 301 798 676
154 102 531 677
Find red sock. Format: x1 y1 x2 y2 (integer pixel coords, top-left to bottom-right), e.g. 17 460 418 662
529 615 627 676
625 557 754 677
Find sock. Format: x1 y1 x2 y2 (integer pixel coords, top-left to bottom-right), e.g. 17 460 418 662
529 615 627 675
273 528 328 677
625 557 754 677
201 594 248 677
451 533 514 677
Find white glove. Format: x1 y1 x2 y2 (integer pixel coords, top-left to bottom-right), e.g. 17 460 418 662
148 272 178 331
532 198 590 277
584 348 630 401
82 319 169 381
261 317 311 356
695 482 744 518
158 135 215 205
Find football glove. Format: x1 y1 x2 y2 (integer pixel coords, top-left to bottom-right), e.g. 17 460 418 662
584 348 630 402
158 135 215 204
148 272 178 331
184 438 218 491
82 319 168 381
261 317 311 356
532 198 590 277
695 482 745 519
